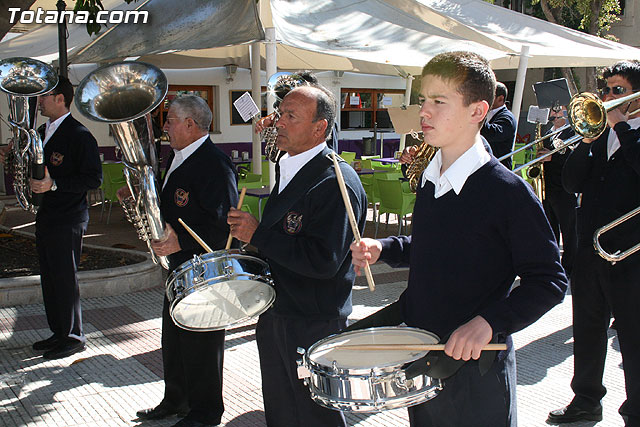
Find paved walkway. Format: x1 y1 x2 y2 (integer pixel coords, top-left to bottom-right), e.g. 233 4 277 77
0 195 628 426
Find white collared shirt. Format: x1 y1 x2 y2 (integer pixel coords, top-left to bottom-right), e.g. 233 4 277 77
422 137 491 198
43 112 70 147
278 142 327 194
162 135 208 189
607 117 640 160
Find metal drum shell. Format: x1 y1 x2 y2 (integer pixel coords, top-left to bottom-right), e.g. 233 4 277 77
301 327 442 412
166 249 274 332
303 327 441 412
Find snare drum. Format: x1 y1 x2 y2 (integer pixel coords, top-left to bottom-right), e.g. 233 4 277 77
298 327 442 412
166 249 274 331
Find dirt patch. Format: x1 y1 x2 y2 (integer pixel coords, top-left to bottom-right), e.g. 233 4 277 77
0 231 145 278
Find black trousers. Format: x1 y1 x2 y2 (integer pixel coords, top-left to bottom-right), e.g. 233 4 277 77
543 190 577 276
570 246 640 425
256 311 347 427
408 342 517 427
160 296 225 424
35 219 87 344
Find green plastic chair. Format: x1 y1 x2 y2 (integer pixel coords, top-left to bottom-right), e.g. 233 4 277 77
375 174 416 237
340 151 356 164
243 194 268 220
101 162 127 224
238 172 263 190
511 143 528 169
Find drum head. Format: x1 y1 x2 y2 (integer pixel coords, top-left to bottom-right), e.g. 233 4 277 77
171 279 275 331
308 327 439 370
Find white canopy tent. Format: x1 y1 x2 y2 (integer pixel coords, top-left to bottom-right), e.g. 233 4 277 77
3 0 640 145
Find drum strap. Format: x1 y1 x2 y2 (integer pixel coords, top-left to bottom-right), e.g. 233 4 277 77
403 341 498 380
343 300 404 332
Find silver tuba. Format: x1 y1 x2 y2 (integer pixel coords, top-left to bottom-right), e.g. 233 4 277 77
0 57 58 212
261 72 311 162
75 61 169 269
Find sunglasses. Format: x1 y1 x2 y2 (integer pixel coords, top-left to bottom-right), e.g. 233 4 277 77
600 86 628 96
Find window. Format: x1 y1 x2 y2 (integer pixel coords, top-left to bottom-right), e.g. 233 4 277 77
340 88 405 130
158 85 215 131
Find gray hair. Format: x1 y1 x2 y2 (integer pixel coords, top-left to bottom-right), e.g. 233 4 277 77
169 95 212 131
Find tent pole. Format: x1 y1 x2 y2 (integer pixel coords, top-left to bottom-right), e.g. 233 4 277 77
56 0 68 77
265 27 277 190
251 42 262 176
399 73 414 151
511 45 530 128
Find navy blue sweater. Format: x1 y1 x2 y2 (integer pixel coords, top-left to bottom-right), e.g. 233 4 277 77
380 158 567 340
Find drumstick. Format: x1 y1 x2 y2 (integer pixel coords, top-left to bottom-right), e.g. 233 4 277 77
178 218 213 253
332 343 508 351
331 152 375 292
226 186 247 250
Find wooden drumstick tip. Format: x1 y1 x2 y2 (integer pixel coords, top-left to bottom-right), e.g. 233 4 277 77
226 187 247 250
178 217 213 253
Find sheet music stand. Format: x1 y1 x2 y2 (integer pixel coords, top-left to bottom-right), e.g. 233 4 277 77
533 78 571 110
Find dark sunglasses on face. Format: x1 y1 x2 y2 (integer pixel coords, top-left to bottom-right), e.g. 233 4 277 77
600 86 628 96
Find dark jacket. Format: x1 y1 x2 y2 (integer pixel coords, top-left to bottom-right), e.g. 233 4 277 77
36 115 102 225
251 147 367 320
562 122 640 253
482 106 517 170
161 138 238 271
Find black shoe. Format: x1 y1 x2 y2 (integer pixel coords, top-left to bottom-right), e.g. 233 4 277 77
32 335 60 352
136 405 188 421
42 340 85 360
172 417 219 427
547 404 603 424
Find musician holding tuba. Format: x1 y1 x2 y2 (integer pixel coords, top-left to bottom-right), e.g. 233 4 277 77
0 75 102 360
549 61 640 425
129 95 238 427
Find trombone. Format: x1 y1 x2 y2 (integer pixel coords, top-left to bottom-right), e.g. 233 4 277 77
499 90 640 172
593 206 640 264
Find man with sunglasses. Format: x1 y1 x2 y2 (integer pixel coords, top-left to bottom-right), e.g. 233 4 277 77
549 61 640 426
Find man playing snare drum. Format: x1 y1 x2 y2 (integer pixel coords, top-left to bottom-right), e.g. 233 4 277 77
121 95 238 427
227 85 367 427
351 52 567 426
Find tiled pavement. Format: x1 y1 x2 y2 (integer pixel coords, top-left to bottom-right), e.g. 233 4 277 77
0 197 629 426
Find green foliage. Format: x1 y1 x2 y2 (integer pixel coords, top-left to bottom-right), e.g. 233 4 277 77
529 0 621 37
73 0 138 36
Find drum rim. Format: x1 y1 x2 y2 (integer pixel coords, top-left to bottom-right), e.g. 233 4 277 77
169 279 276 332
305 326 440 373
168 249 270 278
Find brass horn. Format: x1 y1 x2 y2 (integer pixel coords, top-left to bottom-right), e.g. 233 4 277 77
509 90 640 173
0 57 58 212
593 206 640 264
261 72 311 162
75 61 170 269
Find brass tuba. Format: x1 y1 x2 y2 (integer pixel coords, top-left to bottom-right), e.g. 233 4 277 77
0 57 58 212
75 61 169 269
261 72 311 162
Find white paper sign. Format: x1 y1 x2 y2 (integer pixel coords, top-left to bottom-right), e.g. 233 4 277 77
233 91 261 122
527 105 550 125
381 96 393 106
349 95 360 106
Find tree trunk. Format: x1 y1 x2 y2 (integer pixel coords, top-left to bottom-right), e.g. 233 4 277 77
539 0 578 95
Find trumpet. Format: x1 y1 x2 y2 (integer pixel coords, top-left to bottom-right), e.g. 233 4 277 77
593 206 640 264
501 90 640 172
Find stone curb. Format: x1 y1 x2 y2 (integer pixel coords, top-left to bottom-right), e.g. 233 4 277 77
0 223 162 307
